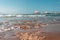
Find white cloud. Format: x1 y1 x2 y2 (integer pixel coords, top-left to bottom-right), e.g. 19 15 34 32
0 7 18 14
34 10 40 13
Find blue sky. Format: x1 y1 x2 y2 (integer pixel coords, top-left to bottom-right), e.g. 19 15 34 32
0 0 60 14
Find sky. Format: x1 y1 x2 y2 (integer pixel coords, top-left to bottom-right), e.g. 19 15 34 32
0 0 60 14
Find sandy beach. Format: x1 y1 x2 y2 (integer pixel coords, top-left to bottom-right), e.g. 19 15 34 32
46 32 60 40
0 20 60 40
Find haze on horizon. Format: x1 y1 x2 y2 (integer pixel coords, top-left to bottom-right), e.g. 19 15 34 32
0 0 60 14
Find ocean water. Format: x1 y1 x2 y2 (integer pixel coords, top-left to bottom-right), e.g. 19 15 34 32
0 15 60 22
0 15 60 32
0 15 60 39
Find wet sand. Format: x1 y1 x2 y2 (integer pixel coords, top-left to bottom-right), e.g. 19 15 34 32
42 24 60 40
0 32 60 40
0 20 60 40
46 32 60 40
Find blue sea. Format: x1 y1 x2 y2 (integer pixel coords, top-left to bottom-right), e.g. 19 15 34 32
0 14 60 22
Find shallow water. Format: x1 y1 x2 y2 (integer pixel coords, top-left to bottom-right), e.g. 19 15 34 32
0 16 60 32
0 16 60 40
42 24 60 32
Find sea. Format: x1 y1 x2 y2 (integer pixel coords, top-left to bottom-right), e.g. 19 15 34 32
0 14 60 32
0 14 60 22
0 14 60 39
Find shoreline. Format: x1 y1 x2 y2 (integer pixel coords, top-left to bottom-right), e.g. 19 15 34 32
45 32 60 40
0 20 60 40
